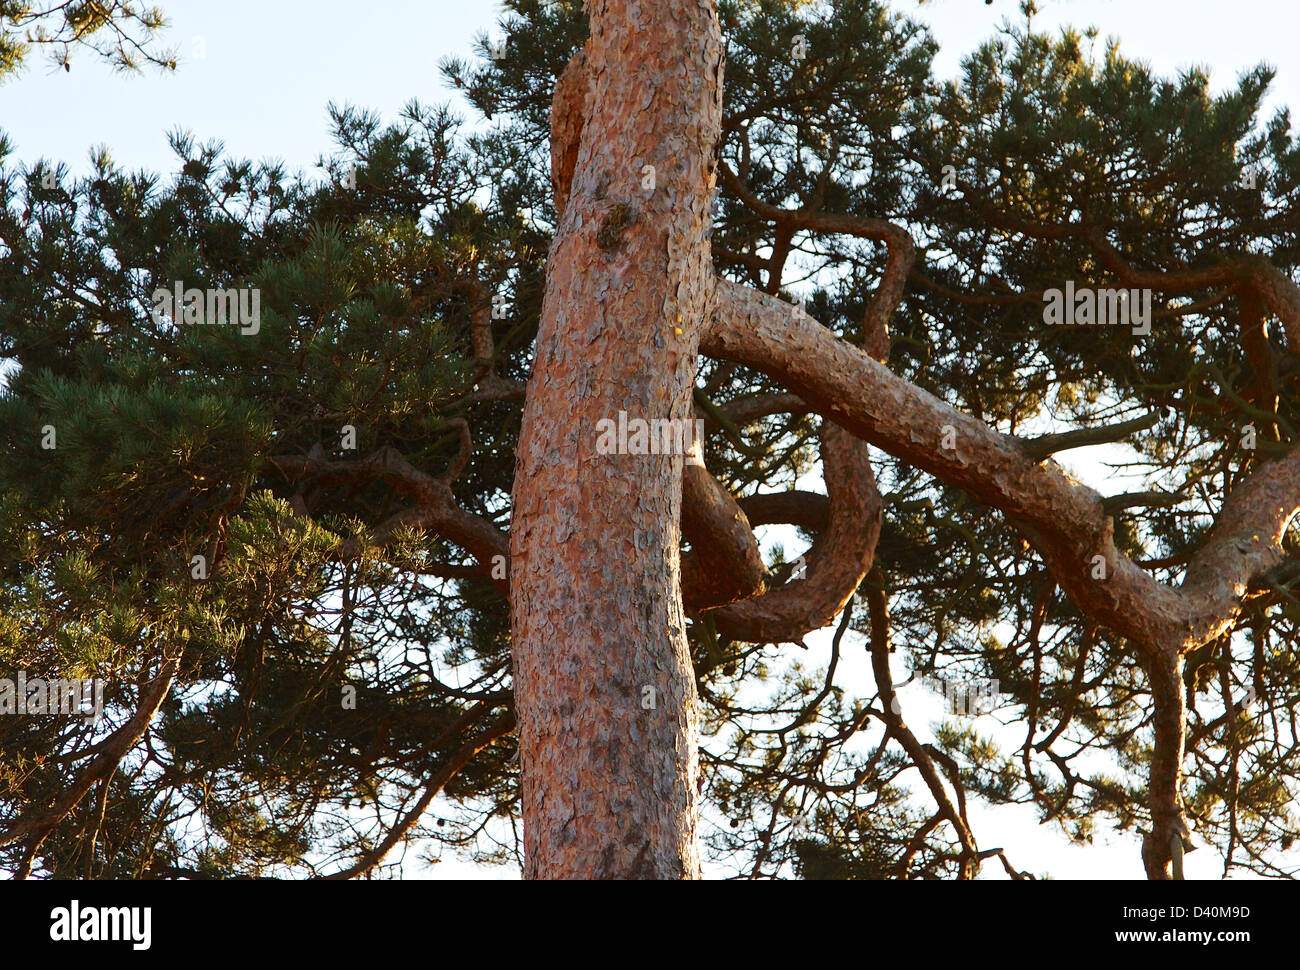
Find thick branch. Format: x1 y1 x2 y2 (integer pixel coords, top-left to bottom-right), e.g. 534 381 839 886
704 278 1188 652
680 460 768 612
709 422 881 644
706 278 1300 656
1229 255 1300 356
1143 654 1190 880
271 447 510 594
738 490 829 532
1180 447 1300 640
550 48 590 218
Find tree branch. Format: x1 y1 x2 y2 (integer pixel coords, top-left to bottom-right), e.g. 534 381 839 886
709 422 881 644
320 710 516 880
0 656 181 871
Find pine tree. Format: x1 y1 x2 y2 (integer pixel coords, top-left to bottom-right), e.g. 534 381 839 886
0 1 175 80
2 0 1298 880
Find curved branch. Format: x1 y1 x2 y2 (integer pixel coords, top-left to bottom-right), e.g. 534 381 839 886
709 421 881 644
680 460 768 612
704 277 1186 653
718 160 914 357
270 447 510 594
706 277 1300 657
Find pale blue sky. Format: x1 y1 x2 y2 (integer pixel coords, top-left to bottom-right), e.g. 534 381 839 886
3 1 1298 178
2 0 1292 879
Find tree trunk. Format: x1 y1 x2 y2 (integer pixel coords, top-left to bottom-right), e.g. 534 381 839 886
510 0 723 879
1143 651 1189 879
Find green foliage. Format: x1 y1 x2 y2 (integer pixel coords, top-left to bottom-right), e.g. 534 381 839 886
0 1 173 80
1 0 1297 879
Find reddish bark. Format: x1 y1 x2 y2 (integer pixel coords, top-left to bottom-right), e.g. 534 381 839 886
505 2 1300 881
510 0 724 878
703 275 1300 879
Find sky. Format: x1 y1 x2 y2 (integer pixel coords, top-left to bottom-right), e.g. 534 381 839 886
4 0 1299 181
1 0 1293 879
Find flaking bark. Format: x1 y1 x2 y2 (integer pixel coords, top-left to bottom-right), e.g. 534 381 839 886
510 0 724 879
